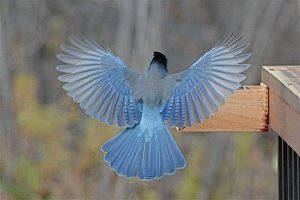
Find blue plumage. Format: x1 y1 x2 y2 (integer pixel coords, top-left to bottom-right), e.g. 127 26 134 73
56 34 251 181
102 106 186 180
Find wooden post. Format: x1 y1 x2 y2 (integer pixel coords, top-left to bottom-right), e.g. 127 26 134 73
262 66 300 155
262 66 300 200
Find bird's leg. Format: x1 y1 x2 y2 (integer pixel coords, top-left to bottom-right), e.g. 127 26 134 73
237 85 249 90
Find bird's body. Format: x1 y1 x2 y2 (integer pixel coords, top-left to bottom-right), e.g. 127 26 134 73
133 57 174 106
56 34 251 181
102 54 186 180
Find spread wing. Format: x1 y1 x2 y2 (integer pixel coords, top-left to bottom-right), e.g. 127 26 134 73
160 34 251 128
56 37 142 127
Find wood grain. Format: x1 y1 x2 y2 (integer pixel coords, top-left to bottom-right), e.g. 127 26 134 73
180 83 269 132
268 90 300 157
262 66 300 114
262 66 300 156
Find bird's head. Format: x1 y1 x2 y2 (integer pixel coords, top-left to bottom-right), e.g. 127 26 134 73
149 51 168 72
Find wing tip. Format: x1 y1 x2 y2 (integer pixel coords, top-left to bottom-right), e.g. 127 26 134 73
68 36 76 43
57 74 66 82
60 44 65 50
60 44 71 53
56 54 64 61
244 53 252 61
56 65 63 72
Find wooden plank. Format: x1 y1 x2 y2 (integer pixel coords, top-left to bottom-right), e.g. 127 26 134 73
262 66 300 156
181 83 268 132
262 66 300 114
268 89 300 156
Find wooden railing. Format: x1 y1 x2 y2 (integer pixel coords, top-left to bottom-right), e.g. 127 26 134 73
180 66 300 200
263 66 300 200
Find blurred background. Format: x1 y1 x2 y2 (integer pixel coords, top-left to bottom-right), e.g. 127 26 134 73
0 0 299 199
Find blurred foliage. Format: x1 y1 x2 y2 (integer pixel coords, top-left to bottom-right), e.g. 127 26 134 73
178 140 204 199
0 73 118 199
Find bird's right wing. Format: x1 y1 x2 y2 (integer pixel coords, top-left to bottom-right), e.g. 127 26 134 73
56 37 142 127
160 34 251 128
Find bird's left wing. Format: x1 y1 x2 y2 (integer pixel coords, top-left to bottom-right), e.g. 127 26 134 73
56 37 142 127
160 34 251 128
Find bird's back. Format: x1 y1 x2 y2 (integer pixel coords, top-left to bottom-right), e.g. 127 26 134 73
141 73 167 105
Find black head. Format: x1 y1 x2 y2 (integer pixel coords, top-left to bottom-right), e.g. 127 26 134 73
150 51 167 67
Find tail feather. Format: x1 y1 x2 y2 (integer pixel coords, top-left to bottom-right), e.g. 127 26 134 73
104 131 130 163
116 136 138 175
101 125 186 181
141 140 150 179
136 138 146 179
102 128 129 153
110 130 136 170
124 136 142 177
158 132 175 173
128 137 144 178
163 127 186 167
155 140 163 178
149 139 157 178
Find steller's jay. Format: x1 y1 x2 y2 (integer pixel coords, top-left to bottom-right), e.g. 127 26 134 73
56 33 251 181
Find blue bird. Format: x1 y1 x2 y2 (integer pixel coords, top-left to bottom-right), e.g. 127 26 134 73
56 34 251 181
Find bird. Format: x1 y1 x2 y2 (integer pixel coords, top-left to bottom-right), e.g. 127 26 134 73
56 33 251 181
